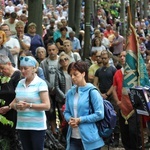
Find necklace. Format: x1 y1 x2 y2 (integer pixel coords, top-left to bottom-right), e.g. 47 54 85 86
103 67 107 71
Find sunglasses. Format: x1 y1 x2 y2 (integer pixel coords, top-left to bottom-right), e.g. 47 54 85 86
60 57 69 62
19 56 29 61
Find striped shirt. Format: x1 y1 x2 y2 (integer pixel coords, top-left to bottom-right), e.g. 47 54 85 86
15 75 48 130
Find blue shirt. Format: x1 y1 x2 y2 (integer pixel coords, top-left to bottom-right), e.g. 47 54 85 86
70 37 81 51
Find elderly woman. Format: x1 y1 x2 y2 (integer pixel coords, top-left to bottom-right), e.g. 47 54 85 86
0 54 22 150
26 22 45 57
9 56 50 150
0 30 15 66
35 46 47 64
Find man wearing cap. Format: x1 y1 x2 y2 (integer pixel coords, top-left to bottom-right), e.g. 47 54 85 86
26 22 45 56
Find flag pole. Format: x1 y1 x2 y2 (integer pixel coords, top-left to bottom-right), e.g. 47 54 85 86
126 2 145 149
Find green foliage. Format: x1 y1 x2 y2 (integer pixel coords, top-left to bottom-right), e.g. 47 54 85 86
0 115 13 127
0 76 11 84
0 99 13 127
98 1 120 18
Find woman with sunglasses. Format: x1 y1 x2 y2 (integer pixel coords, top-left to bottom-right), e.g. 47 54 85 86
18 50 45 80
64 61 104 150
55 52 72 141
9 56 50 150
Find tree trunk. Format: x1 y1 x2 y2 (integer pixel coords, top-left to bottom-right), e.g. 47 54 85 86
28 0 43 36
74 0 82 36
83 0 91 60
144 0 148 18
68 0 75 30
120 0 126 37
139 1 144 20
129 0 135 26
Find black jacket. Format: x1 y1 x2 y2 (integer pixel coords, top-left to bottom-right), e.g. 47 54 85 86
55 68 66 104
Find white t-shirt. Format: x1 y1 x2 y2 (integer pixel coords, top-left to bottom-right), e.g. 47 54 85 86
71 92 81 139
5 6 15 13
4 37 20 68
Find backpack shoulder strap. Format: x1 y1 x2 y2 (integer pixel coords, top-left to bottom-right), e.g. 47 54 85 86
89 88 99 113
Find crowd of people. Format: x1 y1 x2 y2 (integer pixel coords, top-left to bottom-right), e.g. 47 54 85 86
1 0 150 150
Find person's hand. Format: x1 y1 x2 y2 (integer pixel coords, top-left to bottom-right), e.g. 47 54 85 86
101 93 107 99
117 102 128 112
17 101 29 110
68 117 80 128
0 106 10 114
18 33 24 40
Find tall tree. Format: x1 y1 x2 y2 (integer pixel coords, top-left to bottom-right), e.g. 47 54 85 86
83 0 91 60
28 0 43 36
120 0 126 37
68 0 75 30
139 1 144 20
144 0 148 18
74 0 82 36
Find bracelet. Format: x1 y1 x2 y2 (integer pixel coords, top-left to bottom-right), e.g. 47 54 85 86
29 103 32 108
8 105 11 110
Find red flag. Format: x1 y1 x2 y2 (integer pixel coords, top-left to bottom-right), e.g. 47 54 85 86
121 5 150 117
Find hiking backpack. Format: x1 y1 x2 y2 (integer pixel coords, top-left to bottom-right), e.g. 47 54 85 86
89 88 117 138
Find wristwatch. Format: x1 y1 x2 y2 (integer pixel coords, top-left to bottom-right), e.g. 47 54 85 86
29 103 33 108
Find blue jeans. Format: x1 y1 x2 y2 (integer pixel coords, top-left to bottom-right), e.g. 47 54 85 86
18 129 46 150
70 138 101 150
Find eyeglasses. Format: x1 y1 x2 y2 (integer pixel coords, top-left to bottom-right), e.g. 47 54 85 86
60 58 69 62
19 56 29 61
96 55 101 58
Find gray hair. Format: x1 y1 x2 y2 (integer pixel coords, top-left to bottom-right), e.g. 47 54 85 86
35 47 46 57
0 54 11 64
